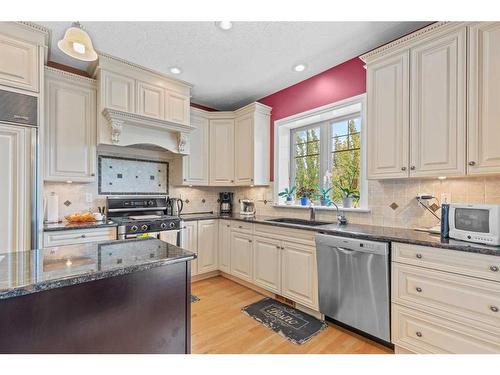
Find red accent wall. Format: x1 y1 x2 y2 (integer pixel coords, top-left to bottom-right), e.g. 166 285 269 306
258 57 366 181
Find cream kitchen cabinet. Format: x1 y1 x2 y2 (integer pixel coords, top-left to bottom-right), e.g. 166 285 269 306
230 230 253 282
209 118 235 185
166 90 190 125
0 124 34 253
409 27 466 177
182 220 199 276
366 50 409 179
0 33 39 92
253 235 282 294
101 70 135 113
218 220 231 273
136 81 164 119
467 22 500 175
197 219 219 274
43 227 116 248
44 68 97 182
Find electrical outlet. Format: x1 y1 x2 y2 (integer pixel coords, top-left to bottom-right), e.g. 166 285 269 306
85 193 93 203
440 192 451 204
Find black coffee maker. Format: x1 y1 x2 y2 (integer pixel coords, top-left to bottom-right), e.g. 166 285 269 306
219 192 233 215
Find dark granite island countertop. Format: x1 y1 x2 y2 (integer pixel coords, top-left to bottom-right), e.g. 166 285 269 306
0 238 196 354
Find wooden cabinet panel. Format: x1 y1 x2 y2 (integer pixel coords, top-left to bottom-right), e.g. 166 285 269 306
0 124 32 253
0 34 38 92
409 27 466 177
230 231 253 282
218 221 231 273
209 119 235 185
43 227 116 248
182 221 198 276
137 81 164 119
45 69 96 182
366 50 409 179
197 219 218 274
166 90 189 125
234 114 254 185
253 236 281 294
181 111 209 185
281 241 318 309
102 71 135 112
468 22 500 175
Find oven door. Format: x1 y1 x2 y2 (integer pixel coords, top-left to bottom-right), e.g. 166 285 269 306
125 230 182 247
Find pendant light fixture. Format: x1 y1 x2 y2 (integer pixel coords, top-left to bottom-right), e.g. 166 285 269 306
57 22 98 62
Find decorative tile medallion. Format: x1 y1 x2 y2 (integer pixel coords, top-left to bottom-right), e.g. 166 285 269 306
64 200 72 207
389 202 399 210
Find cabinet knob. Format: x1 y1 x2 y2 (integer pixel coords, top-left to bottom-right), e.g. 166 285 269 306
401 167 407 171
91 173 95 176
490 265 499 272
183 178 186 181
410 166 416 170
415 287 422 293
490 306 499 313
81 234 86 238
226 224 230 228
231 180 234 183
248 239 252 243
276 245 281 249
468 161 476 166
415 331 422 338
416 253 423 259
239 225 243 229
281 246 285 250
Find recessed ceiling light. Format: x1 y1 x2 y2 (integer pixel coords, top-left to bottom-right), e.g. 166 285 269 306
169 67 182 75
216 21 233 30
293 63 307 72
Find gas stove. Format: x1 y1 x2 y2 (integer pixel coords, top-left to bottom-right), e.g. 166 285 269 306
107 196 181 239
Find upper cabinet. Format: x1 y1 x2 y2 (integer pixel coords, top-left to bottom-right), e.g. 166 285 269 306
209 118 235 185
467 22 500 175
363 22 492 179
102 70 135 113
166 90 190 125
0 34 39 92
137 81 164 119
44 67 97 182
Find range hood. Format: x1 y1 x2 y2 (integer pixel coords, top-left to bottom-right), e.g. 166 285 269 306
102 108 195 154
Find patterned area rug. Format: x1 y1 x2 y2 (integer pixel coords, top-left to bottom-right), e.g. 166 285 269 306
242 297 327 345
191 295 200 303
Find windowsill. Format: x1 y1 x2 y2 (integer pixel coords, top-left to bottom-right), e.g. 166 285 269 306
273 204 371 213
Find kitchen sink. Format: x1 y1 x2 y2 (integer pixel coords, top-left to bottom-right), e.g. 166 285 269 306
264 218 332 226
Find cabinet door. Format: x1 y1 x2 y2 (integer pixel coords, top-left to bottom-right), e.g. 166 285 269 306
166 90 190 125
253 236 281 294
209 119 235 186
230 231 253 282
0 34 38 92
218 221 231 273
281 241 318 309
197 220 219 274
234 114 254 185
366 50 409 179
468 22 500 175
410 27 466 177
137 81 164 119
0 124 32 253
182 112 209 185
182 221 198 276
45 73 96 182
102 71 135 112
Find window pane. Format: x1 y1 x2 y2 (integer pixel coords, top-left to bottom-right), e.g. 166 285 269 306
307 127 320 142
294 155 320 196
294 130 307 143
306 140 320 155
331 121 348 137
332 135 349 151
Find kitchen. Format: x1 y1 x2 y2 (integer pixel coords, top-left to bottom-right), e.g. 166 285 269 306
1 5 500 367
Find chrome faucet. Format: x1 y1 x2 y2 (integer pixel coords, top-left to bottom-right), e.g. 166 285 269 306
330 201 348 225
309 206 316 221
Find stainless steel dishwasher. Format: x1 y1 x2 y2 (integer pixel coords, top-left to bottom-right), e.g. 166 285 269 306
315 233 390 343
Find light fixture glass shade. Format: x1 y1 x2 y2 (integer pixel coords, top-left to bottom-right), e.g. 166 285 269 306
57 23 98 62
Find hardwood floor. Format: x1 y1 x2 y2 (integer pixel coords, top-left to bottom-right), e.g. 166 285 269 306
191 276 393 354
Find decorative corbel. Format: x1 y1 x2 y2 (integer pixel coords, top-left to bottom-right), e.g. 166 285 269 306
110 119 124 144
178 133 189 153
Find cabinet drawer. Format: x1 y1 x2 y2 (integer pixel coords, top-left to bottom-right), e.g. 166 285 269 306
392 242 500 282
231 220 253 233
392 263 500 334
392 304 500 354
254 224 315 245
44 227 117 247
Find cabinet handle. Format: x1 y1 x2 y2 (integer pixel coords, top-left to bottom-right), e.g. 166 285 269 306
239 225 243 229
226 224 230 228
415 287 422 293
276 245 281 249
183 178 186 181
416 253 422 259
231 180 234 183
91 173 95 176
491 306 499 313
415 331 422 338
468 161 476 166
410 166 416 170
281 246 284 250
490 265 499 272
81 234 86 238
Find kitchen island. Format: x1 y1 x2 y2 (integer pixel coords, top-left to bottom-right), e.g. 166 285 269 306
0 238 195 354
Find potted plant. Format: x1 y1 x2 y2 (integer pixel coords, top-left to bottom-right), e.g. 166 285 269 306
316 185 332 206
278 186 296 205
297 187 315 206
335 185 359 208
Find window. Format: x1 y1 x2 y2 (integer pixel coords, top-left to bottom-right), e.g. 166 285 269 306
275 94 366 209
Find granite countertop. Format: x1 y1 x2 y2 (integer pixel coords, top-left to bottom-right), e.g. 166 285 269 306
0 238 196 300
185 212 500 257
44 220 118 232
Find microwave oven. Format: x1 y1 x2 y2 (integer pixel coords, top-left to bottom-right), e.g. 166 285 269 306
448 204 500 245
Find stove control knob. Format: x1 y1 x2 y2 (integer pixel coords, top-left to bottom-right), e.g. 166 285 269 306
169 222 176 229
160 222 168 230
141 224 148 231
131 225 138 232
147 200 154 206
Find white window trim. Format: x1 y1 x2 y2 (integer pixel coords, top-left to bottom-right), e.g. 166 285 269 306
273 93 369 212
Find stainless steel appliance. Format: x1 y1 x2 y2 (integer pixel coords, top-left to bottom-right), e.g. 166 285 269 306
167 197 184 217
315 233 390 343
448 203 500 245
219 192 233 215
106 196 182 245
0 89 39 251
240 199 255 216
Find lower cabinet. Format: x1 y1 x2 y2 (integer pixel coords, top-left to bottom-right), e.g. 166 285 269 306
253 236 281 294
230 231 253 282
43 227 117 248
218 221 231 273
197 219 218 274
182 221 198 275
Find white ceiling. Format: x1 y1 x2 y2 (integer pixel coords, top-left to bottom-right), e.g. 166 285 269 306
39 22 430 110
